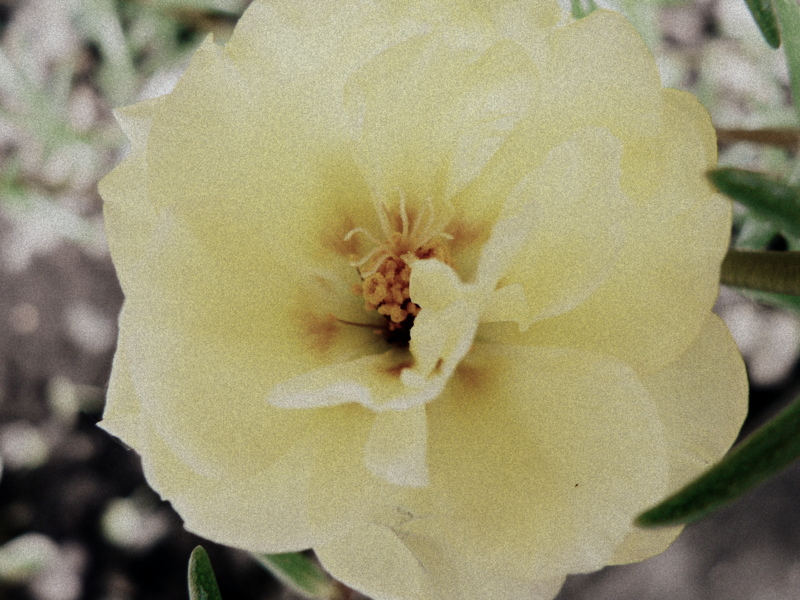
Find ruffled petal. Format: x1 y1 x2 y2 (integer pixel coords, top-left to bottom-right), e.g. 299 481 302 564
621 89 718 218
344 20 539 202
538 10 663 140
106 354 415 549
99 322 145 449
99 97 166 292
118 213 383 480
406 259 481 385
485 185 731 372
315 522 566 600
365 405 429 487
444 10 662 283
475 126 629 326
415 344 668 580
486 0 563 57
611 313 748 564
304 404 419 540
316 524 429 600
266 350 417 411
142 34 382 284
644 313 749 487
100 343 319 552
442 40 541 201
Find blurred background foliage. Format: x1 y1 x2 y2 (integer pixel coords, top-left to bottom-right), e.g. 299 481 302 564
1 1 800 599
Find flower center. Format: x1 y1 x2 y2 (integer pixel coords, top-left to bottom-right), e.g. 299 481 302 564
345 195 452 346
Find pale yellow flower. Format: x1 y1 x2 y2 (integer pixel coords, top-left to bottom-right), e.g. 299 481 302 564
99 1 748 598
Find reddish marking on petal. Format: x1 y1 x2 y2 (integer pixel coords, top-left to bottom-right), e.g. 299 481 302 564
323 215 361 257
446 217 490 253
455 362 490 393
385 360 413 379
302 313 340 353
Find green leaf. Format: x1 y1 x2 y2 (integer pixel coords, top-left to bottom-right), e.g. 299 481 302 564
744 0 782 48
188 546 222 600
721 250 800 295
708 168 800 238
637 396 800 527
255 552 341 600
73 0 138 106
740 288 800 314
774 0 800 122
570 0 598 19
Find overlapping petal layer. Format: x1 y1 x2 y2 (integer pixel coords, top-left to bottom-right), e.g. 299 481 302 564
417 345 668 580
316 523 567 600
611 314 748 564
102 342 318 551
99 1 748 599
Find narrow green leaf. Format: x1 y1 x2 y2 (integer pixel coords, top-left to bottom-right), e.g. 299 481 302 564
570 0 598 19
73 0 138 105
774 0 800 121
722 250 800 295
708 168 800 238
637 396 800 527
742 288 800 315
744 0 782 48
255 552 340 600
188 546 222 600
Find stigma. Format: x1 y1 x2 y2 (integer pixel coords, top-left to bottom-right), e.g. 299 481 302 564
345 194 453 345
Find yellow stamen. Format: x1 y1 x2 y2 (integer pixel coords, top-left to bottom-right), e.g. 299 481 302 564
343 195 453 340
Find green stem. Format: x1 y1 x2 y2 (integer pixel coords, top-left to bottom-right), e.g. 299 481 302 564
722 249 800 296
715 127 800 149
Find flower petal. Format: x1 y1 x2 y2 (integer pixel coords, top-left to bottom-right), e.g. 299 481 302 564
443 40 541 201
142 32 385 285
107 354 411 549
344 27 539 207
486 0 563 56
266 350 425 412
117 213 384 480
538 10 663 140
415 344 668 580
99 324 145 449
397 533 567 600
316 522 568 600
100 342 320 553
621 88 718 218
507 188 731 372
304 404 418 540
365 406 429 487
345 33 478 203
316 524 429 600
645 313 749 483
611 313 748 564
451 9 664 263
406 259 481 384
99 97 166 293
476 126 629 326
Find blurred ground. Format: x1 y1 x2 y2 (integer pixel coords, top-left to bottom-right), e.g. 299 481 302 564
0 0 799 599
